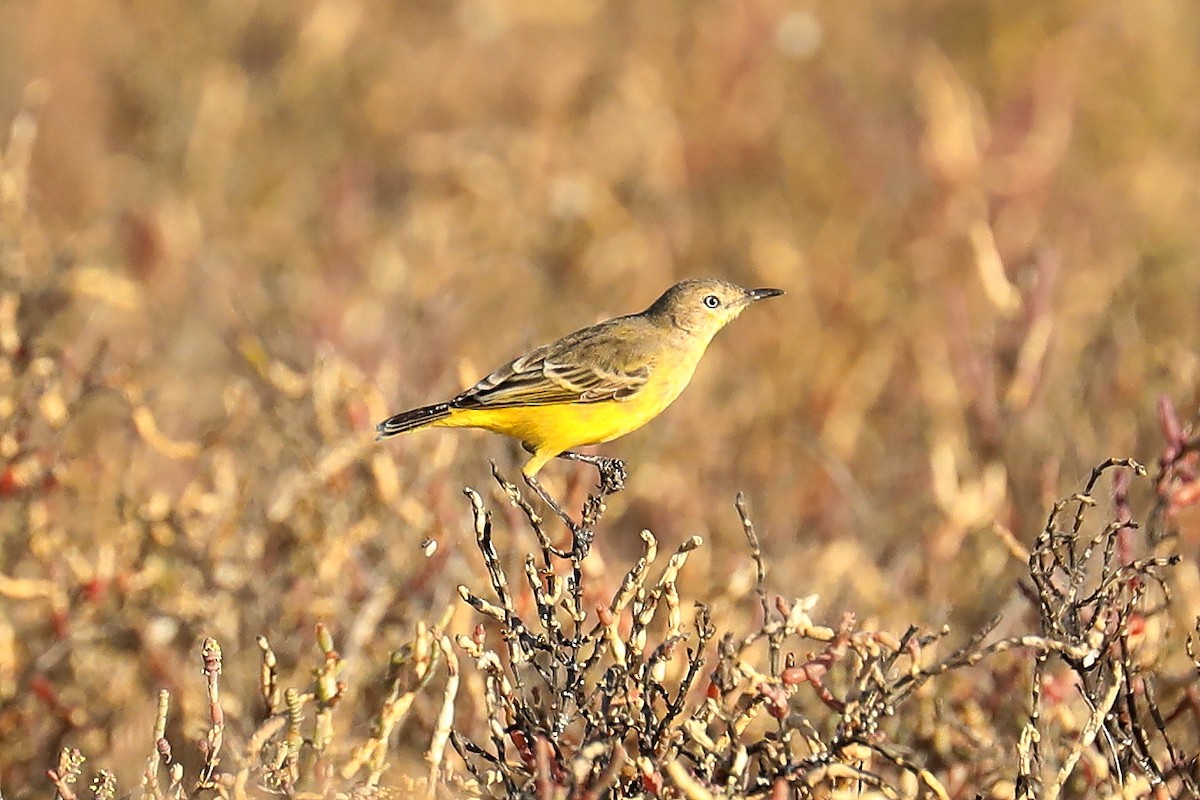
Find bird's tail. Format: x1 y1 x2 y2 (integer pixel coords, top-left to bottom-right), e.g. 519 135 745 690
375 403 452 440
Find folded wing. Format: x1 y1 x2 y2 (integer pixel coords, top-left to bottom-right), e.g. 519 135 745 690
451 320 652 409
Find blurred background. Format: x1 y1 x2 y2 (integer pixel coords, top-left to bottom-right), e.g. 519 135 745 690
2 0 1200 793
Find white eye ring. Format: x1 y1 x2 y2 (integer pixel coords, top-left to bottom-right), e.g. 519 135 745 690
703 294 720 309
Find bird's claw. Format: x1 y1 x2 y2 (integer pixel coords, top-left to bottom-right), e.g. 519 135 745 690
595 457 627 494
573 526 594 558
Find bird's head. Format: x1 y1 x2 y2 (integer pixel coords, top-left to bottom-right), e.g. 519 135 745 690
645 278 783 337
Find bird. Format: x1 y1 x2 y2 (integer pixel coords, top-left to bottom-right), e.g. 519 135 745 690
376 278 783 530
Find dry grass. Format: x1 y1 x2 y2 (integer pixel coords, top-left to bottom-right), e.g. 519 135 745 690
3 0 1200 797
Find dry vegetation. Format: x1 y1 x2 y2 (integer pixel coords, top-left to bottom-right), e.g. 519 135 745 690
3 0 1200 798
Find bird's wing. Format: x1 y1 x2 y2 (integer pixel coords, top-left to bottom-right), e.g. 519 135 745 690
451 320 653 409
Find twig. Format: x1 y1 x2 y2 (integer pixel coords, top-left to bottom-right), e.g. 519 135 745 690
196 638 225 789
1045 662 1123 800
426 636 460 800
142 690 169 800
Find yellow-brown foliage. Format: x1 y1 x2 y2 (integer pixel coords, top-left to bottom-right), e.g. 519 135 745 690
2 1 1200 797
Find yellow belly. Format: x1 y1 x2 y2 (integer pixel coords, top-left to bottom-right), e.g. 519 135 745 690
437 367 694 475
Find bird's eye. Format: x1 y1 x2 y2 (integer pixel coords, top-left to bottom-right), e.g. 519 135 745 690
703 294 720 309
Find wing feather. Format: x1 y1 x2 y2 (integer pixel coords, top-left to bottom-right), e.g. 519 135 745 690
450 319 653 409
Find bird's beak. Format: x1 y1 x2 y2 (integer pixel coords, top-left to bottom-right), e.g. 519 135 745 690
747 287 784 302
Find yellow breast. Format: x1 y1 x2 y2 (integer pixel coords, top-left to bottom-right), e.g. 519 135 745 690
438 350 702 474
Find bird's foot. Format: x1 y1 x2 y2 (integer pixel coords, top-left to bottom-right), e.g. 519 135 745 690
571 524 595 560
558 451 627 494
594 457 627 495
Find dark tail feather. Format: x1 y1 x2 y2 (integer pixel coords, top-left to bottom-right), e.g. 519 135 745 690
376 403 452 440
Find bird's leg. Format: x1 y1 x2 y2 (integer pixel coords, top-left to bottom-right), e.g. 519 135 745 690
522 473 581 534
557 451 627 494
